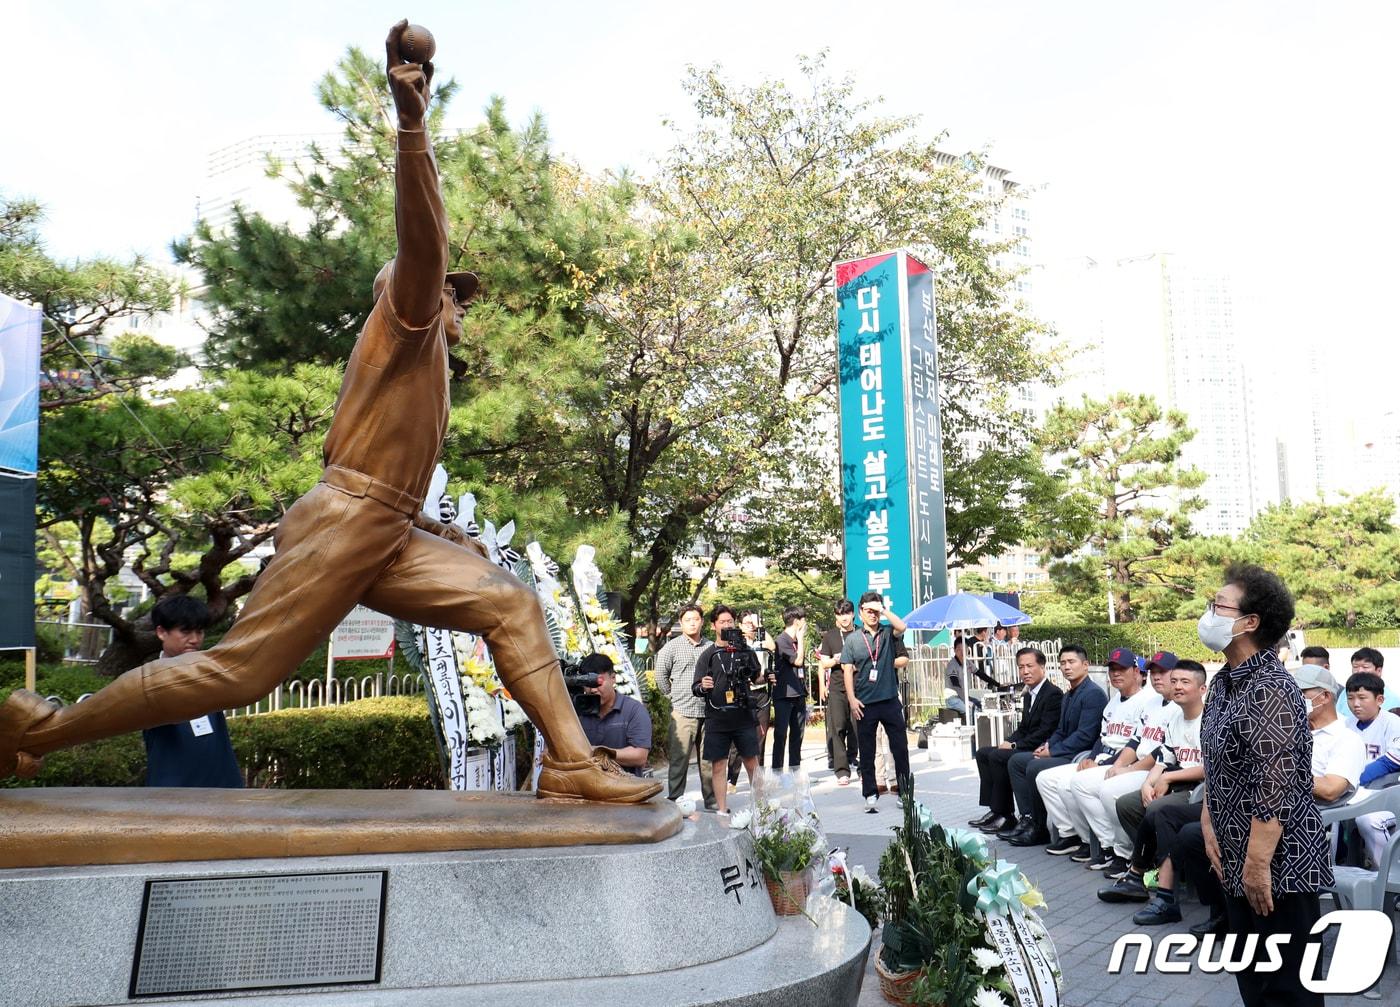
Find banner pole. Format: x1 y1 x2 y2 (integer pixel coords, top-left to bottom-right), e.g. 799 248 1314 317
25 648 36 691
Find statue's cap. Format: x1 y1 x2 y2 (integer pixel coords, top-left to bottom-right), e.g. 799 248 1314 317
373 260 480 303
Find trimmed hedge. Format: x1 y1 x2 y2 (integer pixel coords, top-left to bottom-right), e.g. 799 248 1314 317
2 696 442 790
1024 621 1212 663
1024 622 1400 664
1301 628 1400 650
0 662 109 703
641 679 672 765
236 697 443 789
0 732 148 789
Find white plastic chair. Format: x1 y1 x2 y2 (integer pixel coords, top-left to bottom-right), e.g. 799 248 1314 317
1321 785 1400 977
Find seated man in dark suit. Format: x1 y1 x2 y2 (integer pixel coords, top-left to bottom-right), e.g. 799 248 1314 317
1001 643 1108 847
969 647 1063 834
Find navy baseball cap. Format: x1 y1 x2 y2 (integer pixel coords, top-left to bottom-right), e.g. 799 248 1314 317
1107 647 1139 669
1146 651 1179 672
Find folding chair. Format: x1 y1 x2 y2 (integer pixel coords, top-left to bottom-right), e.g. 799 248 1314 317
1321 785 1400 966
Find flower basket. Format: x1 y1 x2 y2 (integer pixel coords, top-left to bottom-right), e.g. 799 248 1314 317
874 954 925 1007
765 869 812 915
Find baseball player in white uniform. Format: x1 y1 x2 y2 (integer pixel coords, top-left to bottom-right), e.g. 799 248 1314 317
1072 652 1180 872
1038 648 1160 861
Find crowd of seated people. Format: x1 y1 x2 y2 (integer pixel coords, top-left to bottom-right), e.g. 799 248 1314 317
964 643 1398 936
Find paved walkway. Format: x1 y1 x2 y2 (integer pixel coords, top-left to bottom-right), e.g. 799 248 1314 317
676 732 1397 1007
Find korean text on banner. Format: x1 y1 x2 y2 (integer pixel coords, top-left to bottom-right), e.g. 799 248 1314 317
834 250 948 617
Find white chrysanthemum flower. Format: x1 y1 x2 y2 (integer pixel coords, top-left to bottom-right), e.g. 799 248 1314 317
972 987 1008 1007
971 948 1003 972
501 700 528 730
729 810 752 830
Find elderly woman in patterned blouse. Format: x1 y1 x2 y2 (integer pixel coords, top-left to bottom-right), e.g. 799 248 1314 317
1199 564 1328 1007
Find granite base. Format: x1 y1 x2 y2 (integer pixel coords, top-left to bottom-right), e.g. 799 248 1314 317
0 813 869 1007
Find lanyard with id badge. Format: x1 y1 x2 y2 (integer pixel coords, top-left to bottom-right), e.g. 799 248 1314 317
862 629 882 683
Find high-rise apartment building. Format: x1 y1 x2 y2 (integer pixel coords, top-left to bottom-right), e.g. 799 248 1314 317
1038 253 1266 536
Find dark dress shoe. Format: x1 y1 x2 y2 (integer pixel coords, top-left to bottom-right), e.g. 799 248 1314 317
1008 825 1050 847
1189 911 1228 938
969 810 1000 828
978 814 1012 834
996 816 1029 840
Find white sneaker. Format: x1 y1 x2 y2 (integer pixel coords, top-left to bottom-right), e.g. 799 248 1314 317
865 794 878 809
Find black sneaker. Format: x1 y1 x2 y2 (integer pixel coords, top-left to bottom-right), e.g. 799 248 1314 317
1104 856 1132 879
1086 850 1117 871
1068 843 1094 863
1132 895 1182 926
1097 872 1150 903
1045 836 1081 856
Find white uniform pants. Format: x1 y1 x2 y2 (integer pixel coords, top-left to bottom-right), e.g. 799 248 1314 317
1037 762 1101 839
1072 768 1149 857
1357 811 1398 867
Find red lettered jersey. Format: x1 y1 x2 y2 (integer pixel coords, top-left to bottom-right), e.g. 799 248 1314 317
1125 697 1174 761
1098 687 1159 759
1161 707 1204 770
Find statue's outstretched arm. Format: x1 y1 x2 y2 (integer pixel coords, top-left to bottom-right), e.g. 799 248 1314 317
385 19 448 329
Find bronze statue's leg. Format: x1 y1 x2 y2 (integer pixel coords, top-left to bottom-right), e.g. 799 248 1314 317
363 528 592 761
7 488 408 763
363 529 662 803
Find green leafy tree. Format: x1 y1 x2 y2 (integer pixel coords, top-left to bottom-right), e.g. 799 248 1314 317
39 366 341 673
1240 493 1400 628
1038 392 1206 623
577 56 1063 631
700 570 845 630
173 47 632 564
168 49 1072 643
0 195 183 410
1162 492 1400 629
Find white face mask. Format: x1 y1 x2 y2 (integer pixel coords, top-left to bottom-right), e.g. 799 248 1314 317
1197 608 1243 652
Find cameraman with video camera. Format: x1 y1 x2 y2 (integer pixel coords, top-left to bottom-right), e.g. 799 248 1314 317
571 653 652 777
693 605 764 814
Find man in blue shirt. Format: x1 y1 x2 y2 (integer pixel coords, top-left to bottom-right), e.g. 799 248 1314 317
1000 644 1107 847
142 596 243 788
840 591 911 811
576 653 652 777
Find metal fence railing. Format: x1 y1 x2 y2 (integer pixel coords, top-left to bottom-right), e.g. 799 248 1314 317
225 672 425 718
36 620 113 664
902 637 1067 727
63 670 426 717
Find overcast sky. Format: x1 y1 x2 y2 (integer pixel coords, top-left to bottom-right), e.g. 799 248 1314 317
5 1 1397 376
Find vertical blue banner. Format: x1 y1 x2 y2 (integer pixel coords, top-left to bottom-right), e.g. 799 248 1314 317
835 251 948 616
903 259 950 603
0 293 41 475
0 293 39 648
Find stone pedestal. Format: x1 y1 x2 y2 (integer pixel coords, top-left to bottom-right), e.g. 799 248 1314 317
0 813 870 1007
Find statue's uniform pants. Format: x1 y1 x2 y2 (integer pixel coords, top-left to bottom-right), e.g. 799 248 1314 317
22 477 581 757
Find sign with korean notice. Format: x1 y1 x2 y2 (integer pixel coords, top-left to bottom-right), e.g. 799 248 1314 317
834 250 949 615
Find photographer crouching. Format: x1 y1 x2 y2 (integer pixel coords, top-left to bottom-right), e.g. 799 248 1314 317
570 653 652 777
693 624 765 814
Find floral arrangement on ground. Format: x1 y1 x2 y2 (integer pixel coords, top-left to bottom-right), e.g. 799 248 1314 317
877 788 1059 1007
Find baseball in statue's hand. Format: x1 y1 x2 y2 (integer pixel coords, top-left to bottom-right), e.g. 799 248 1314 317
385 20 434 128
399 24 436 64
